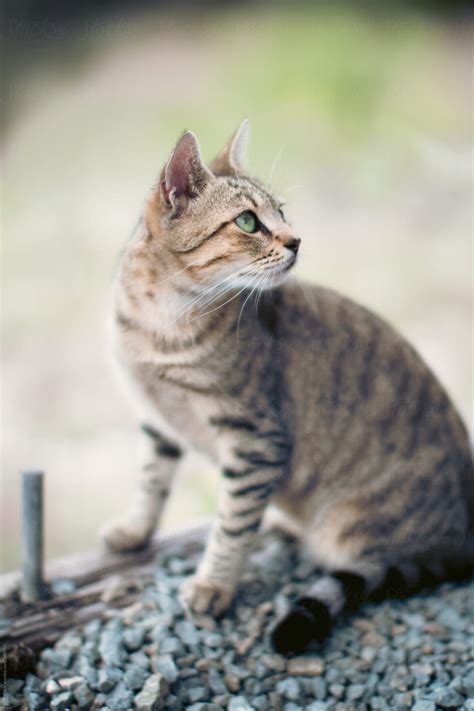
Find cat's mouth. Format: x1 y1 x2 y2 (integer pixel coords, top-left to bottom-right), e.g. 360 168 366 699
272 256 297 275
258 256 296 286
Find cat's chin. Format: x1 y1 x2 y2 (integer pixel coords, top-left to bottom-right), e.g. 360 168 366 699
265 260 296 286
265 272 291 288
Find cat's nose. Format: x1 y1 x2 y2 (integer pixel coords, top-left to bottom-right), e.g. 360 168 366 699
284 236 301 255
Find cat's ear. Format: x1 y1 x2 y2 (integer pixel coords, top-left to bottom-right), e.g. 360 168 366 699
160 131 213 215
209 119 249 176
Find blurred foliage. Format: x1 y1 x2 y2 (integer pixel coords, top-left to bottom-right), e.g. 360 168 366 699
5 0 472 25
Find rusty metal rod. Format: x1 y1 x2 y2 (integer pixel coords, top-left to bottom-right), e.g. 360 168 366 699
22 470 44 601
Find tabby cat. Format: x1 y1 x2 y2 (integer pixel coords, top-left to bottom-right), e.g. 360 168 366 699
102 121 473 653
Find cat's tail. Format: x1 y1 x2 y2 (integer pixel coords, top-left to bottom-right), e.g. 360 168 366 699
270 551 474 655
272 452 474 655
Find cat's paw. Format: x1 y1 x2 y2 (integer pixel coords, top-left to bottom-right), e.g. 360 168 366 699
100 516 154 553
179 575 234 616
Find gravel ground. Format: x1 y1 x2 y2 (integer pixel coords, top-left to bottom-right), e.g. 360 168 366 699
4 531 474 710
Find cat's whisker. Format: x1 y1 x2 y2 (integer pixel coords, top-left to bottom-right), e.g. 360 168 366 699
295 281 316 312
236 273 262 336
155 254 259 306
176 266 257 320
255 270 271 313
189 278 256 324
179 281 242 323
149 260 203 288
267 145 286 192
176 256 267 321
176 268 247 318
250 270 265 311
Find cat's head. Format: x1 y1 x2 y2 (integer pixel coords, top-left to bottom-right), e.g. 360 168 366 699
144 120 300 291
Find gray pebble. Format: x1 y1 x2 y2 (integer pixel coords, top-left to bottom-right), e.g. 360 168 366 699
157 592 183 616
55 630 82 655
311 676 328 700
98 666 122 692
93 694 108 708
0 692 19 709
462 669 474 697
162 694 180 709
252 696 269 710
123 626 145 651
347 683 365 700
135 673 169 711
259 675 280 693
306 704 330 711
276 677 301 701
152 653 179 682
6 679 24 695
412 702 436 711
77 655 98 687
81 639 99 662
41 648 72 669
203 632 223 647
83 618 102 638
261 654 286 672
213 695 231 707
437 607 465 631
175 619 200 646
243 677 261 696
227 696 254 711
365 673 379 690
402 613 425 628
99 623 125 667
431 687 465 709
208 669 227 695
252 662 269 680
328 683 345 699
50 691 73 710
124 663 148 690
187 686 210 703
106 680 135 710
73 682 95 708
369 698 390 711
130 650 151 670
159 636 185 655
51 577 76 596
25 674 43 693
392 691 414 707
24 692 45 711
168 557 195 575
326 668 343 684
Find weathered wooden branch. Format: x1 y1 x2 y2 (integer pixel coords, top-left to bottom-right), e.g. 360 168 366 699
0 523 209 674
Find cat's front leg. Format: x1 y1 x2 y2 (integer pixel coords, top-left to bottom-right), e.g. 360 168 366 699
181 429 289 615
101 424 182 552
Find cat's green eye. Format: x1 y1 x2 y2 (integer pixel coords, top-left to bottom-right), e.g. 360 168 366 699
235 211 258 234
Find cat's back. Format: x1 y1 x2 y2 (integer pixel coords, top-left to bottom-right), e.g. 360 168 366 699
271 279 470 470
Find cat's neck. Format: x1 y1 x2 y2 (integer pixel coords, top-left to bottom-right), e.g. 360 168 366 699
115 240 239 355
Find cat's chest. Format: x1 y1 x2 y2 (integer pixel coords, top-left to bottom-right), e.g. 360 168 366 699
128 362 224 456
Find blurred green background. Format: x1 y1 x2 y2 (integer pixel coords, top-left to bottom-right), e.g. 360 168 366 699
2 3 472 571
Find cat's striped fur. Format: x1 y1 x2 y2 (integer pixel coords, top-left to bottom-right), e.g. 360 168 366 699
102 122 473 653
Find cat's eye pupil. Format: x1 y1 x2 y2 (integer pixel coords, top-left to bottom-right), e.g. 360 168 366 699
235 211 258 234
